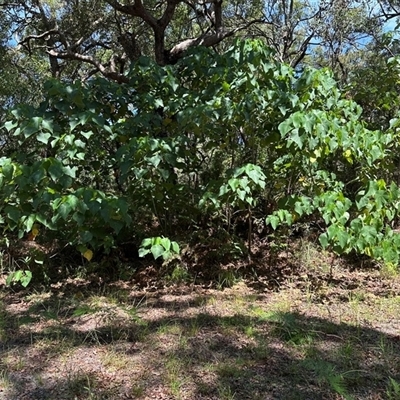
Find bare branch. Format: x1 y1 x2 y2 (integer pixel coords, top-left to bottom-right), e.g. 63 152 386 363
47 49 129 83
169 18 263 62
291 31 315 68
104 0 158 28
19 28 59 46
159 0 181 29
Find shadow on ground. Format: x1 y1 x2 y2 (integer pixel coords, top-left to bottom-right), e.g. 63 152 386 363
0 283 399 399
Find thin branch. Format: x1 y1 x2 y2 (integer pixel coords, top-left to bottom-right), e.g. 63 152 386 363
19 28 59 45
375 12 400 21
47 49 129 83
291 31 315 67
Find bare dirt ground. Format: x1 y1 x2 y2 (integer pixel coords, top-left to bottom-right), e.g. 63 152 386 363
1 249 400 400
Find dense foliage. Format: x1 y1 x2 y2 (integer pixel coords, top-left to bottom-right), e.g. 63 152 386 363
2 38 400 285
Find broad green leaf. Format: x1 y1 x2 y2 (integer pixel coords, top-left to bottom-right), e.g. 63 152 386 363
319 233 329 249
74 139 86 149
171 241 180 254
2 163 14 180
279 120 292 137
160 237 171 251
288 129 303 149
4 120 18 132
141 238 153 247
58 202 72 220
42 119 54 133
151 244 164 260
138 247 150 258
266 215 279 230
20 271 33 287
24 214 36 232
37 132 51 144
81 231 93 243
69 119 80 132
48 162 64 182
154 99 164 109
5 206 21 223
81 131 94 140
337 230 349 249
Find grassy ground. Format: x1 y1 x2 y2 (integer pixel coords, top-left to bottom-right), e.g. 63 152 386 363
1 244 400 399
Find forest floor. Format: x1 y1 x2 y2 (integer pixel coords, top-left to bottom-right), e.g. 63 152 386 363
1 241 400 400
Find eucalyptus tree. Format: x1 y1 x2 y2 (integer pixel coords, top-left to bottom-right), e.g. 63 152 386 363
0 0 264 83
0 0 386 85
252 0 384 82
